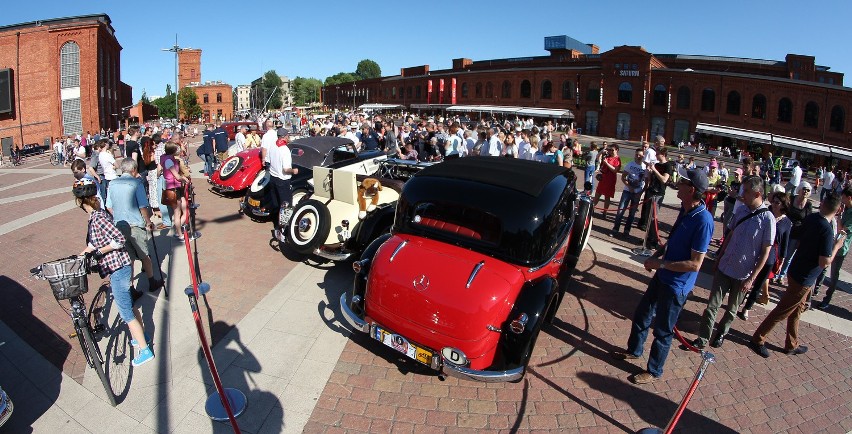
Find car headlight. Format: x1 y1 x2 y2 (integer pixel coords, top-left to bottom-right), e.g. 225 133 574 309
441 347 468 366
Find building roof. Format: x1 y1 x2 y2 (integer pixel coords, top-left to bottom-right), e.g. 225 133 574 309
654 53 784 67
0 13 115 35
655 68 851 91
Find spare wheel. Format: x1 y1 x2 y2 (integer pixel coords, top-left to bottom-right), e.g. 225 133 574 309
218 156 243 181
286 199 331 254
248 169 270 199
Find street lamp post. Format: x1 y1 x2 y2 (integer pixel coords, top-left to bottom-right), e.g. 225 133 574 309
161 35 185 121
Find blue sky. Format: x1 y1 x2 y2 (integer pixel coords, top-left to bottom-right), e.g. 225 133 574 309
5 1 851 101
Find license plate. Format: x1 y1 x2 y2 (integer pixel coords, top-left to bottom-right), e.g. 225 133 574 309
248 198 260 207
373 326 433 366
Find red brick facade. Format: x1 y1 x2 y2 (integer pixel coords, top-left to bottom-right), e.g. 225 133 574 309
0 14 130 152
178 49 201 88
326 44 851 160
177 48 232 123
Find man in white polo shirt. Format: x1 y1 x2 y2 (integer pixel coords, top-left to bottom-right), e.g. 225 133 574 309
266 128 298 242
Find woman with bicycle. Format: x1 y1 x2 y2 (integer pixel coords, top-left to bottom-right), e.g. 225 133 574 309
73 178 154 367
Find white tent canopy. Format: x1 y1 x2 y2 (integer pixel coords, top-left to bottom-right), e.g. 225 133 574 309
445 105 574 119
695 122 852 159
358 103 404 111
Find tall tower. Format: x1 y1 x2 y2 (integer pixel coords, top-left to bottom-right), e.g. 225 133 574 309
178 49 202 88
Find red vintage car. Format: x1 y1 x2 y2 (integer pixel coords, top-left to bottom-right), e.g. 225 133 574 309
208 148 264 194
341 157 593 382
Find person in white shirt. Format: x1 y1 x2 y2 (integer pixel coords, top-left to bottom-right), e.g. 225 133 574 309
462 130 475 157
268 128 299 242
99 142 118 192
234 126 247 152
54 137 65 166
786 161 803 195
642 141 658 169
821 168 836 201
260 120 277 164
486 128 502 157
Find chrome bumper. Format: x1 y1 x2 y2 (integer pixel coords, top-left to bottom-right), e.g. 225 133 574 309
339 293 525 383
339 292 369 333
314 246 352 262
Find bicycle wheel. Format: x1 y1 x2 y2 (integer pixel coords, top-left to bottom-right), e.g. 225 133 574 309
76 318 117 406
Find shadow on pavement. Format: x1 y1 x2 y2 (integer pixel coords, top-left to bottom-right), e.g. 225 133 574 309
0 276 70 433
576 371 738 433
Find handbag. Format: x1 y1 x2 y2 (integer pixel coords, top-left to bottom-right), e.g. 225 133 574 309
161 189 178 207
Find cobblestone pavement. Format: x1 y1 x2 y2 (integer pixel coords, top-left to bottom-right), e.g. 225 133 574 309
2 146 852 433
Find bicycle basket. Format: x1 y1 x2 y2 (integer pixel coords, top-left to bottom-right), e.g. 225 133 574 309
41 256 89 300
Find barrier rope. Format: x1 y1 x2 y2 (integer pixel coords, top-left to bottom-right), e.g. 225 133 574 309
181 181 241 433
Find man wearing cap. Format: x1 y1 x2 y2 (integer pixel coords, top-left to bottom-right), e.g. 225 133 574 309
612 168 714 384
691 175 774 349
267 128 299 242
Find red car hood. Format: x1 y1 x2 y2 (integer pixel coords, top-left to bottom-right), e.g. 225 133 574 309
366 236 523 344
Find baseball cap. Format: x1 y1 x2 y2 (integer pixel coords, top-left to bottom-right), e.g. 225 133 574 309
276 128 288 137
799 181 812 192
734 168 743 176
677 167 709 194
709 160 718 168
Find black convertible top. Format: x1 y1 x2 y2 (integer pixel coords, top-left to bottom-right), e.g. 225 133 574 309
413 156 566 196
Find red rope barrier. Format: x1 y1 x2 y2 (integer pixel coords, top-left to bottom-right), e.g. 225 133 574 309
181 181 242 433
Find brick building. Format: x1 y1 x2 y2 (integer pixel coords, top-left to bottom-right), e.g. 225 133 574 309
177 49 232 123
324 35 852 165
0 14 131 154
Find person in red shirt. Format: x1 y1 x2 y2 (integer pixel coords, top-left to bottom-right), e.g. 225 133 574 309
593 144 622 217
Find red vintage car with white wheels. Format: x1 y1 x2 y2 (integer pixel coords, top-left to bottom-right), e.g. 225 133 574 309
208 148 263 194
341 157 593 382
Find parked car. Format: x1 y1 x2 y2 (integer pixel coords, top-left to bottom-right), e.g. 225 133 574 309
0 385 12 428
340 157 592 382
282 157 435 261
219 121 259 141
240 136 387 220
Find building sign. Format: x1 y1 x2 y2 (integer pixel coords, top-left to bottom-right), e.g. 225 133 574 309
451 78 457 104
427 80 432 104
619 70 640 77
439 79 444 104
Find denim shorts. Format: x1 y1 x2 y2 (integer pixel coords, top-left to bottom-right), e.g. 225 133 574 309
109 265 136 323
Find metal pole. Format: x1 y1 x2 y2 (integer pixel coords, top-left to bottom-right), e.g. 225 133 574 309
637 351 716 434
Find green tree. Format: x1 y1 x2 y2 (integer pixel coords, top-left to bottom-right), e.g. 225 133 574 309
291 77 323 106
355 59 381 80
324 72 358 86
260 70 284 110
178 87 202 121
151 95 176 119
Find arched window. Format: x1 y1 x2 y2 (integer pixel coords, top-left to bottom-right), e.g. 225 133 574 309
562 80 572 100
830 105 845 132
701 88 715 112
520 80 531 98
617 82 632 103
60 42 80 89
203 93 209 104
391 86 396 98
60 41 82 135
415 85 421 99
676 86 690 109
398 86 403 99
475 82 482 98
804 101 819 128
216 93 222 103
586 83 600 102
540 80 552 99
752 94 767 119
461 82 468 98
778 97 793 123
407 86 412 98
652 84 667 106
485 82 494 98
726 91 741 115
501 80 511 98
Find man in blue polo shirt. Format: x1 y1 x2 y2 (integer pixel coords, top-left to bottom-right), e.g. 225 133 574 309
612 168 714 384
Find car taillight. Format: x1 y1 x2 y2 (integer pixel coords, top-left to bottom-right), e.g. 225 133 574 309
509 313 529 334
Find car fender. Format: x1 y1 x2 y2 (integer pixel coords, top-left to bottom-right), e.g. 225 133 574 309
351 232 393 309
496 276 559 369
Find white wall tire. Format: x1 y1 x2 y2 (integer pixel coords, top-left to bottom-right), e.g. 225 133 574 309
285 199 331 254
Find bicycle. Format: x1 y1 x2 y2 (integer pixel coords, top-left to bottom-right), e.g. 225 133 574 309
49 152 63 166
30 255 118 406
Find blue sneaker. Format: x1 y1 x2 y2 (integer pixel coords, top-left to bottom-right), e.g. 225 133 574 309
130 332 152 348
132 347 155 367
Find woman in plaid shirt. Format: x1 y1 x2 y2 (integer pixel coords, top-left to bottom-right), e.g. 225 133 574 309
74 179 155 367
